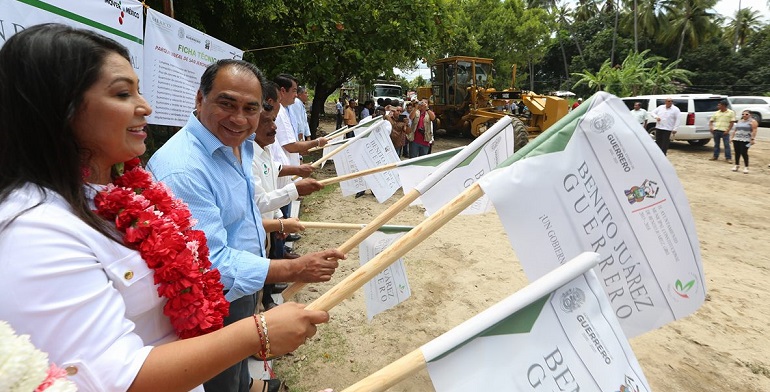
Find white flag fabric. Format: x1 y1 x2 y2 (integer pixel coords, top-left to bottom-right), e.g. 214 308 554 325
329 120 381 196
359 230 412 321
410 118 517 215
479 92 705 338
395 147 464 206
424 252 651 392
349 120 402 203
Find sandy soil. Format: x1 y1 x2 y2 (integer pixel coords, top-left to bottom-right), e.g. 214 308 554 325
275 120 770 392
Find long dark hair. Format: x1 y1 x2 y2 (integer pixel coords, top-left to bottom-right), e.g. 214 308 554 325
0 23 129 239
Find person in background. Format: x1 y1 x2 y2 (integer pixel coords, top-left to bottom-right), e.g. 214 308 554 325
0 23 337 392
289 85 311 141
730 110 758 174
360 100 373 120
149 60 342 392
571 97 582 110
344 99 358 138
629 101 653 129
408 99 435 157
708 100 736 162
335 97 344 130
650 97 681 155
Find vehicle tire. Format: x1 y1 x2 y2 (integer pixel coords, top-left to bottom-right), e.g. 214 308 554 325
512 117 529 151
687 139 710 146
750 112 761 123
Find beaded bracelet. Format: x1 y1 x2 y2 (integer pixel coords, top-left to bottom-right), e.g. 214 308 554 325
278 218 284 234
253 313 274 377
259 313 271 358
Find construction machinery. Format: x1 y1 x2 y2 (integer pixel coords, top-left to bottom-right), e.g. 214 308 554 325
416 56 569 150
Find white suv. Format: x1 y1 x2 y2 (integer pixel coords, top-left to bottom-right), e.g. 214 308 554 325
727 96 770 124
621 94 729 146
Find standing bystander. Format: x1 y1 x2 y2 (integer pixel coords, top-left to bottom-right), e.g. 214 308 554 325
650 98 681 155
708 100 736 162
730 110 758 173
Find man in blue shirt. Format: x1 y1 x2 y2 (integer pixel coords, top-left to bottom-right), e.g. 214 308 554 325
148 59 343 392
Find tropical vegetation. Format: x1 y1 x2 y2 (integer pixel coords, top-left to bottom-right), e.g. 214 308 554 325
144 0 770 135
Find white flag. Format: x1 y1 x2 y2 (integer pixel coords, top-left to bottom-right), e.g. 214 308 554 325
408 118 517 215
360 230 412 321
479 92 706 337
349 120 402 203
424 252 651 392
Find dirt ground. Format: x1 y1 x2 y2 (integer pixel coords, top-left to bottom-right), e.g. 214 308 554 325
275 118 770 392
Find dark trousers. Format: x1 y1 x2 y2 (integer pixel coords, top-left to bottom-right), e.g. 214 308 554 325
713 130 732 159
655 129 672 155
733 140 750 166
203 294 257 392
262 205 290 307
336 113 343 130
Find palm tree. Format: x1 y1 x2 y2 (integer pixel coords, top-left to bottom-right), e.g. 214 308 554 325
664 0 718 60
574 0 600 22
724 7 763 51
637 0 675 47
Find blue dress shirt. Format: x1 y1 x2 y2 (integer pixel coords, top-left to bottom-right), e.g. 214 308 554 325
148 113 268 302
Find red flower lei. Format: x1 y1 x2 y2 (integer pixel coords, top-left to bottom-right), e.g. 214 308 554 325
93 158 229 339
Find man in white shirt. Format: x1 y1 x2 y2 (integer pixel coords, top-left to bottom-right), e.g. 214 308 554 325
253 80 324 310
630 101 653 129
650 97 681 155
288 85 311 141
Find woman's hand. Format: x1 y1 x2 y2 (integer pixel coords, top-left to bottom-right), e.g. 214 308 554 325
262 302 329 356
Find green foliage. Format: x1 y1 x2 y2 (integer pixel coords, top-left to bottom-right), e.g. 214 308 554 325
572 49 693 96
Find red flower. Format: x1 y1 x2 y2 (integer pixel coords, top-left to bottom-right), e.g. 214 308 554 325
94 158 229 338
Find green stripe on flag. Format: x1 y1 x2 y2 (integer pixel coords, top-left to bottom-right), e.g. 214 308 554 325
18 0 144 44
376 225 413 234
428 295 549 362
399 147 463 168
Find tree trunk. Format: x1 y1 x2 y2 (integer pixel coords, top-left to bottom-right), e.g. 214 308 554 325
558 35 570 79
633 0 638 52
611 9 619 64
309 79 345 138
677 22 687 60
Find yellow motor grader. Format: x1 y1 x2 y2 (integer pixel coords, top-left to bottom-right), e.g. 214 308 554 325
416 56 569 150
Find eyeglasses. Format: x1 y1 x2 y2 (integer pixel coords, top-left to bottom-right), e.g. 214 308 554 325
263 102 274 112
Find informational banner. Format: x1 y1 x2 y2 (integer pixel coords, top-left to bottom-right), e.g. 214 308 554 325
424 253 651 392
143 9 244 126
360 231 412 321
479 92 706 338
0 0 144 73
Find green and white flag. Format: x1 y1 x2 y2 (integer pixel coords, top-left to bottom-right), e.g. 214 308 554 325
349 120 402 203
479 92 705 338
424 252 651 392
331 119 382 197
360 228 413 321
400 117 517 215
394 146 464 205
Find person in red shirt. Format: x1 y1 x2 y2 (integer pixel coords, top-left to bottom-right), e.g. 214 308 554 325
408 99 435 157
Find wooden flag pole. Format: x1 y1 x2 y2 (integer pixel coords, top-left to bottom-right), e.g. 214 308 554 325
301 221 412 231
341 349 426 392
281 188 423 300
290 137 358 181
317 163 398 186
307 132 348 152
305 184 484 311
